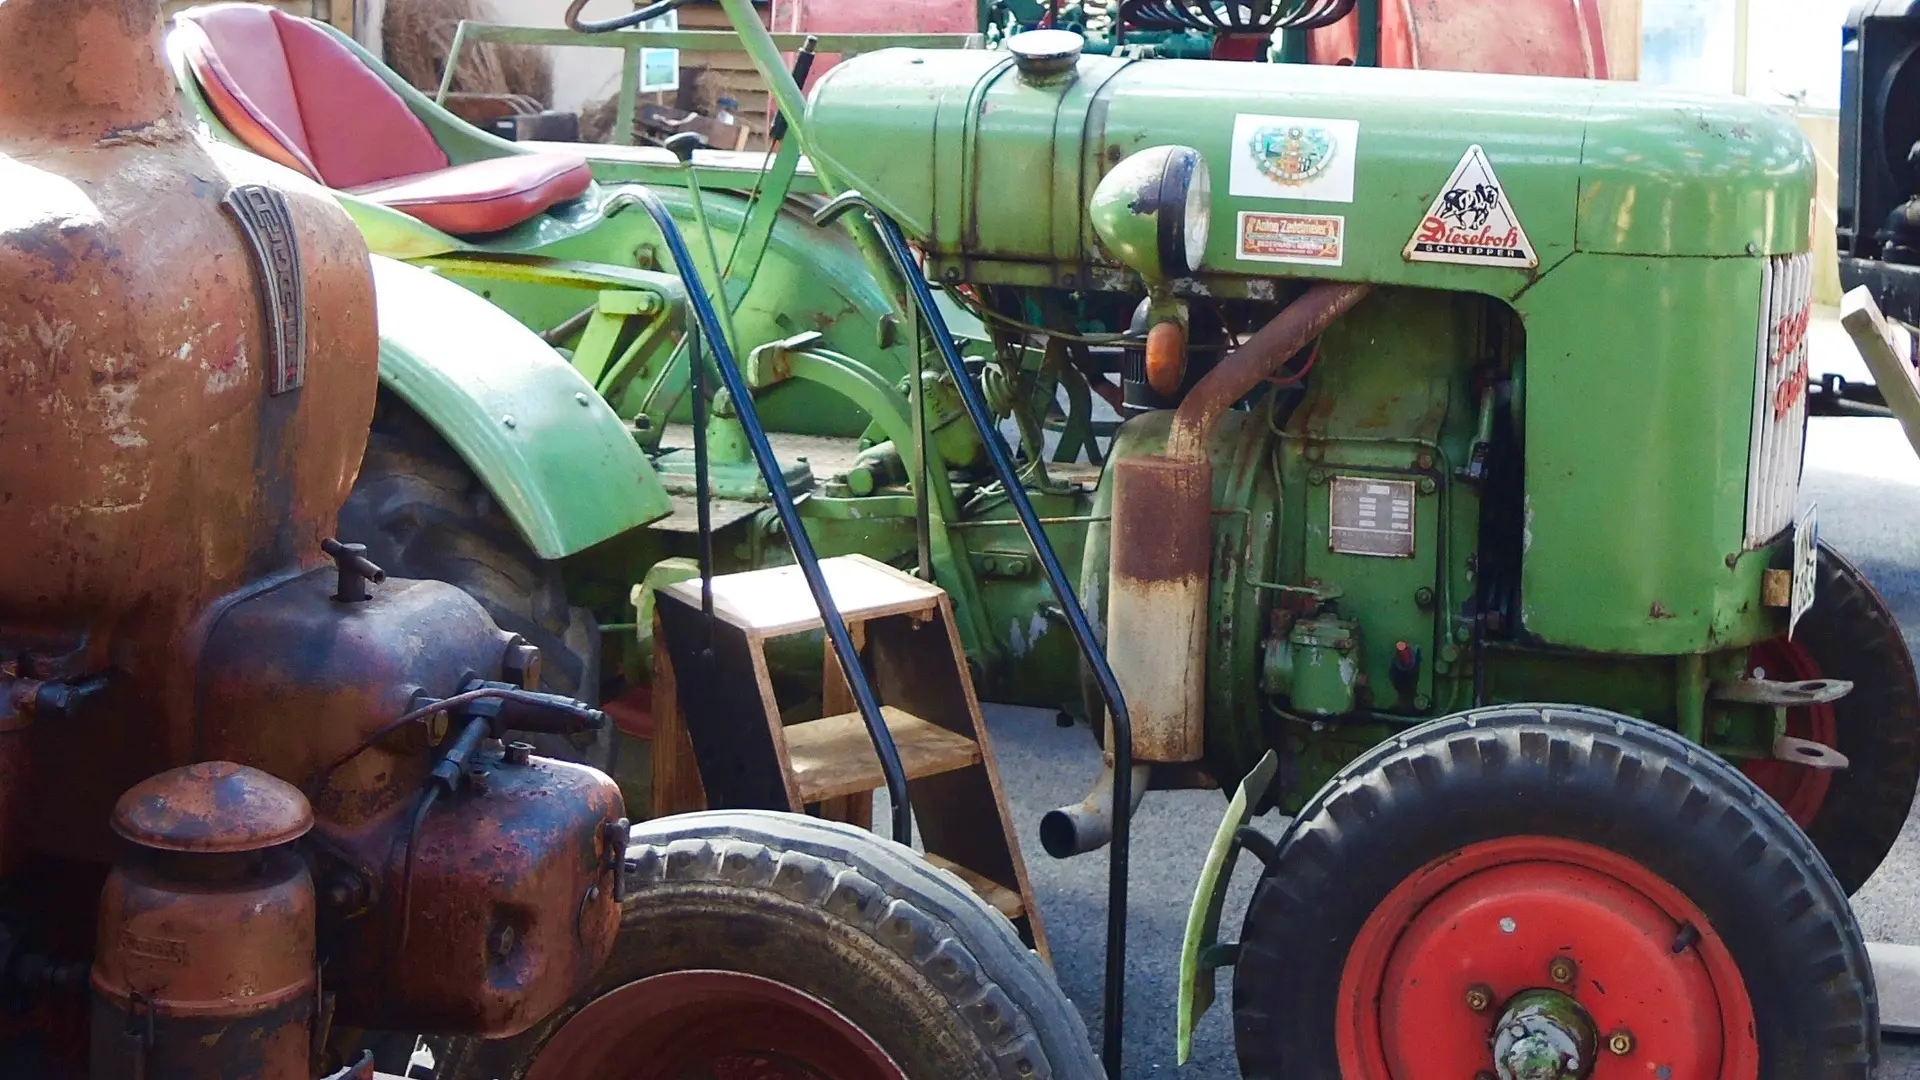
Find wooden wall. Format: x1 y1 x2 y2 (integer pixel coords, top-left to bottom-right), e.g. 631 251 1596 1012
1598 0 1641 80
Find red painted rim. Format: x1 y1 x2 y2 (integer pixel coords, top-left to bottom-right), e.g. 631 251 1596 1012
525 970 908 1080
1335 837 1759 1080
1741 638 1838 826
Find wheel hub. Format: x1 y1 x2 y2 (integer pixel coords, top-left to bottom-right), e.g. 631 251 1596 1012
1335 837 1758 1080
1491 989 1596 1080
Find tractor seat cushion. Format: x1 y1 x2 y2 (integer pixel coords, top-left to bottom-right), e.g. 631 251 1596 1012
349 155 594 237
176 3 592 235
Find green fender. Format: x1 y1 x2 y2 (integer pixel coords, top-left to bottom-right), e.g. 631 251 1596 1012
1177 750 1279 1065
370 256 672 560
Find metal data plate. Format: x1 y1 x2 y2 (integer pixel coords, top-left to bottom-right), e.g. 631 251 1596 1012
1329 476 1417 558
1790 502 1818 638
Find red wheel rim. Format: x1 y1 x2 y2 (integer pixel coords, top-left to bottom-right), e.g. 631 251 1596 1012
525 971 908 1080
1335 837 1758 1080
1741 637 1838 826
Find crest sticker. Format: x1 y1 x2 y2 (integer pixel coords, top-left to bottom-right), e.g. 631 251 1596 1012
1237 212 1345 267
1404 145 1538 269
1230 114 1360 204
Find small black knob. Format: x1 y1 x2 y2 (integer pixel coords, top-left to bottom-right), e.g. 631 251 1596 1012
321 538 386 603
663 131 705 164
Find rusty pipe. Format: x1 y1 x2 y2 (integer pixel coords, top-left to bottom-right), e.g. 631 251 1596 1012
1165 281 1372 461
1103 282 1369 777
1041 757 1151 858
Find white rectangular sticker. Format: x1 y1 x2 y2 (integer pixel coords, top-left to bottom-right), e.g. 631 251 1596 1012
1237 211 1346 266
1229 114 1361 204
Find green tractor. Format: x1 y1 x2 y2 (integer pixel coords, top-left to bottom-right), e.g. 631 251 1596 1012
169 2 1899 1077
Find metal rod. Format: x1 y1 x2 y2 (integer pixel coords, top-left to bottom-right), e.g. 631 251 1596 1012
826 195 1134 1080
608 185 914 847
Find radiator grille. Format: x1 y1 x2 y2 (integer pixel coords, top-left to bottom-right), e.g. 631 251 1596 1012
1744 252 1812 549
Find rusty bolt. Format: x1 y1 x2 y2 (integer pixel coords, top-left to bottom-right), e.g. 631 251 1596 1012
1416 451 1434 470
1548 956 1578 985
505 741 534 766
502 638 542 690
1607 1029 1635 1056
1465 984 1494 1012
1414 587 1435 610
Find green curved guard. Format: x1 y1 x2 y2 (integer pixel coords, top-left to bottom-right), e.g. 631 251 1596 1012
371 256 671 560
1178 750 1279 1065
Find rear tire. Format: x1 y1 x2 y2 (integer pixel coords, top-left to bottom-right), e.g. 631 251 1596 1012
1233 704 1876 1080
431 811 1101 1080
337 390 608 767
1742 543 1920 894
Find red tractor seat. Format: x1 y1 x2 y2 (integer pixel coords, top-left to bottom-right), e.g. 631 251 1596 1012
174 3 591 236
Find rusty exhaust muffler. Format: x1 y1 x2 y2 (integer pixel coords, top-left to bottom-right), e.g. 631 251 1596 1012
1044 282 1371 855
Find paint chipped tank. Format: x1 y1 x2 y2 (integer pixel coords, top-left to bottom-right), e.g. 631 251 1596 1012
0 0 376 633
803 47 1815 286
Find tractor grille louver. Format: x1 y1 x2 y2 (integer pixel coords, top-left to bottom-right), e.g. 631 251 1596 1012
1744 251 1813 549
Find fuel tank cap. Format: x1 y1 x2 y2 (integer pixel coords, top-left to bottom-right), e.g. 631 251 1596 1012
1007 29 1084 82
113 761 314 854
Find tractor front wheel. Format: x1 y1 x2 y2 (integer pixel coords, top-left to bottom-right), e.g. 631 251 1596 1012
1234 704 1875 1080
432 811 1101 1080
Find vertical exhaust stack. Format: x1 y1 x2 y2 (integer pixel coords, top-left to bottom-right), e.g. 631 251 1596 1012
1045 283 1372 857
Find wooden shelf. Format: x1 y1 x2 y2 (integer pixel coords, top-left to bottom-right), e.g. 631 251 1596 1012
661 554 943 638
785 706 979 803
925 854 1025 920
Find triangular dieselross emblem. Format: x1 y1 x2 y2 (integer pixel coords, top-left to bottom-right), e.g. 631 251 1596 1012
1404 145 1538 269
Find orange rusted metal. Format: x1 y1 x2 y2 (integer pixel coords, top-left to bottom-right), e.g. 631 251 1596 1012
0 0 377 864
91 765 317 1080
112 762 314 854
1105 284 1371 769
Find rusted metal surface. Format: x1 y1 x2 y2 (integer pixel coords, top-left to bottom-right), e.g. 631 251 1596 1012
1107 455 1213 764
112 762 313 854
0 0 378 862
194 569 518 830
90 845 316 1080
1165 282 1371 461
328 751 624 1039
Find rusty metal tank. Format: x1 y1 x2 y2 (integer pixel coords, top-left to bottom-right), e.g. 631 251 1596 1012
0 0 377 854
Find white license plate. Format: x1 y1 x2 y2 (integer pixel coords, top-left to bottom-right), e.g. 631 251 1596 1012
1790 503 1818 638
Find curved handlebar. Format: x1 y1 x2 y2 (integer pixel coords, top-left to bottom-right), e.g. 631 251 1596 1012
564 0 692 34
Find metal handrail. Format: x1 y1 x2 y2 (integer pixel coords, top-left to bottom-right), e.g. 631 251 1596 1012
815 192 1135 1080
607 185 915 847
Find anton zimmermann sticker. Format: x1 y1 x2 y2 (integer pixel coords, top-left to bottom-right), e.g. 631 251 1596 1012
1230 115 1361 203
1404 144 1538 269
1238 211 1345 267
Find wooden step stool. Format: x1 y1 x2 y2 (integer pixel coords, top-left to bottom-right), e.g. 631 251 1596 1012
649 554 1048 957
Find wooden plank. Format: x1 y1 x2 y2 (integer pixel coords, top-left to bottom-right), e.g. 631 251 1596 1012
660 554 943 638
785 706 980 802
813 623 875 829
649 611 708 816
1597 0 1640 81
925 854 1025 920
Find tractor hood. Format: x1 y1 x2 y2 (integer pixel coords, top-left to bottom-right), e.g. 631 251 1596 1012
802 48 1815 293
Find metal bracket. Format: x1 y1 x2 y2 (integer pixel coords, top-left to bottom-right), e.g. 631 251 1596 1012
745 331 825 388
1710 676 1853 707
1774 735 1851 771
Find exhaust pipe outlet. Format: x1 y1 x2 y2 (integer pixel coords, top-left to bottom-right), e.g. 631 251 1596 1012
1040 759 1151 859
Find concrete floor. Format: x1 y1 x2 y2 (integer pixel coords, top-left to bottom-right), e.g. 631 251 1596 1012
971 310 1920 1076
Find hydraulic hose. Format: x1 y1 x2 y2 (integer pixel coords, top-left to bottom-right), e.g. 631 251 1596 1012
563 0 690 34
